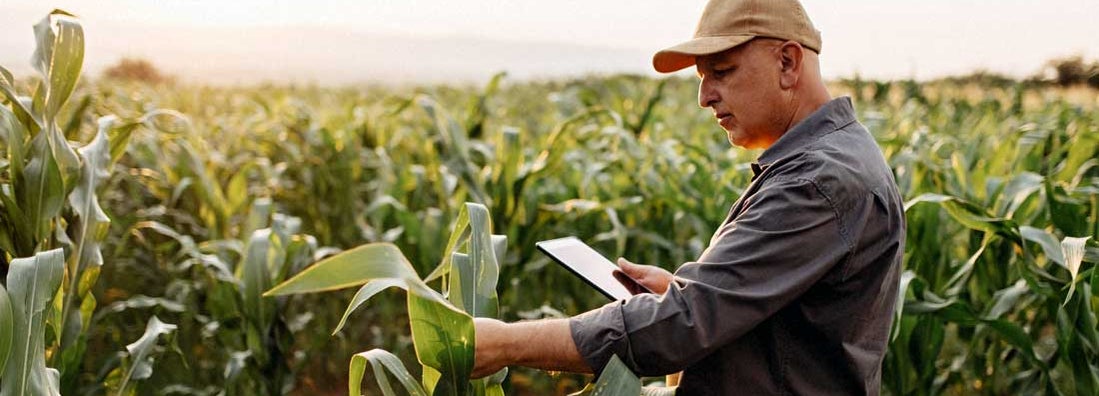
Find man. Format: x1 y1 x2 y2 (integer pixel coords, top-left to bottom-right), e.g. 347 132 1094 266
473 0 905 394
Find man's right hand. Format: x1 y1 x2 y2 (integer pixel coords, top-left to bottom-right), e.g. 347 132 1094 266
614 258 675 295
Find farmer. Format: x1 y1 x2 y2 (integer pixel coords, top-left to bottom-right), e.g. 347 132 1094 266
472 0 905 394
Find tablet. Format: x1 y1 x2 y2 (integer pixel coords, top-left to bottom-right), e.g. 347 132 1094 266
535 236 652 301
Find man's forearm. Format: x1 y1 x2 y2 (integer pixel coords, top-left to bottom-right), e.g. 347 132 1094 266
473 318 593 377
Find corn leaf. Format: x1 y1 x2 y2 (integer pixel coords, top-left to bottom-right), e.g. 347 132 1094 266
904 193 1019 241
107 316 177 396
332 278 407 335
0 284 13 375
569 355 642 396
0 104 27 184
407 291 474 396
349 349 427 396
0 67 36 127
1020 226 1065 266
425 204 471 283
60 122 111 332
264 243 417 296
1061 236 1091 305
31 10 83 122
1 248 65 396
267 242 476 395
21 128 65 244
1045 178 1090 238
29 11 82 193
462 203 500 318
239 228 283 353
419 95 488 204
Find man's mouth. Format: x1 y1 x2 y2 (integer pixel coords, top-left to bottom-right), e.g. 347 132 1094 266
715 112 733 128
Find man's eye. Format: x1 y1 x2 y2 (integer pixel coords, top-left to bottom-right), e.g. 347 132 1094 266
713 67 735 77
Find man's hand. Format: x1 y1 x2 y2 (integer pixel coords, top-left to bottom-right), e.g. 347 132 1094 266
614 257 675 295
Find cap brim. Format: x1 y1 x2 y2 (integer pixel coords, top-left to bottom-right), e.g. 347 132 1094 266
652 35 755 73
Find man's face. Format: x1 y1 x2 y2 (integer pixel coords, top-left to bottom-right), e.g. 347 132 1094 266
696 39 788 149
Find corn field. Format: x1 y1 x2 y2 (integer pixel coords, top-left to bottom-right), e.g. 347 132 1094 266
1 10 1098 396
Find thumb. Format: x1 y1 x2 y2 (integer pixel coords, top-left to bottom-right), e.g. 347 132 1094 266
617 257 643 275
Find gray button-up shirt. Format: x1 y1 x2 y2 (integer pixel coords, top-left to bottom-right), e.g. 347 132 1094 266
570 97 905 395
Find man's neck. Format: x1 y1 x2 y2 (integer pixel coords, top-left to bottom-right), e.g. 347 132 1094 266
788 86 832 132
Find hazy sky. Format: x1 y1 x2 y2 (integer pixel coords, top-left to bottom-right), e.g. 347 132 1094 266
1 0 1097 85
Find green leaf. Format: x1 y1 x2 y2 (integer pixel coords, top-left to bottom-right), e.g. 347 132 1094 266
269 240 476 394
0 191 31 256
1045 178 1090 237
425 203 471 283
891 271 917 342
430 203 504 320
178 139 230 234
904 193 1018 241
407 292 474 396
21 127 65 245
464 72 505 139
59 122 111 347
226 162 258 214
349 349 428 396
422 365 442 394
480 368 508 396
902 275 1049 372
31 10 84 122
264 243 418 296
0 285 13 375
450 252 474 312
97 115 138 167
1 248 65 396
108 316 177 396
985 280 1028 320
1020 226 1065 266
333 279 408 335
0 104 32 253
943 232 993 295
463 203 500 318
569 355 642 396
25 11 84 198
997 171 1043 218
0 67 40 130
240 229 283 339
0 104 28 183
418 95 488 204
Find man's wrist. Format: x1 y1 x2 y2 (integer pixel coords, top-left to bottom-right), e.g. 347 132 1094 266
497 321 520 366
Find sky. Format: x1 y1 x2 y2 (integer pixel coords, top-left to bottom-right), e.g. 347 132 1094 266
1 0 1097 85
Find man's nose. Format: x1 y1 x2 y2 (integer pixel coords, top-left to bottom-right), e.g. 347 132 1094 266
698 77 719 109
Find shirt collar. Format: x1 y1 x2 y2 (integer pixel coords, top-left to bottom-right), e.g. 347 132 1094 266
753 96 857 173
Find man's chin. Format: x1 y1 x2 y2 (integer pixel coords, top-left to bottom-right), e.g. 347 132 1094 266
726 131 748 148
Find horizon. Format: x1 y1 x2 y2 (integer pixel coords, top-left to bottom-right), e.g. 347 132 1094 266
1 1 1097 86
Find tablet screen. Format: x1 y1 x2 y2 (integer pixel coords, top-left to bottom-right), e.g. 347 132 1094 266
536 236 646 300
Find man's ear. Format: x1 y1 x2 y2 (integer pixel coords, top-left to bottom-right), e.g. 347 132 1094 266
778 41 803 89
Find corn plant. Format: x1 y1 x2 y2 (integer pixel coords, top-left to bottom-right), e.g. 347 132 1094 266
266 203 501 395
266 202 644 395
121 198 316 394
866 82 1099 395
0 9 144 395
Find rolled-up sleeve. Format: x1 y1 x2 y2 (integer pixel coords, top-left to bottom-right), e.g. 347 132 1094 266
570 177 852 376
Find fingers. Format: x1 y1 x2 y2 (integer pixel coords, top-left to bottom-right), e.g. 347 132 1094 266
613 269 648 295
618 257 675 295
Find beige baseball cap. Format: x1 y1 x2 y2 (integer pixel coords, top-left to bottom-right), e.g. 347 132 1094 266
653 0 822 73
